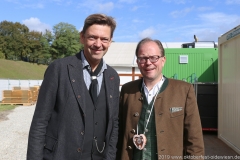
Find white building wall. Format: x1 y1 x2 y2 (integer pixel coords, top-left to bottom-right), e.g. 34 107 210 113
218 25 240 155
110 66 142 86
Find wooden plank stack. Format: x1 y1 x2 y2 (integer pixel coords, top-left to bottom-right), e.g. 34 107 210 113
29 86 40 102
0 86 40 106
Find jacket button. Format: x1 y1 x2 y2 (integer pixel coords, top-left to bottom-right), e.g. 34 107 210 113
128 146 132 150
77 95 81 98
131 129 135 134
134 112 139 117
77 148 82 152
81 131 84 135
72 79 75 82
110 95 112 98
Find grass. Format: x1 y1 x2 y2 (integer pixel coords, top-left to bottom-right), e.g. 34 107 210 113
0 59 48 80
0 104 17 112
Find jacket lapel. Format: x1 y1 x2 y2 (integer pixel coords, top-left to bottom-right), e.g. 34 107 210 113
134 80 145 126
103 70 115 119
154 78 169 114
68 53 87 115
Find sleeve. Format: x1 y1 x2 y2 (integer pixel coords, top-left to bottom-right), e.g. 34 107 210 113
184 84 205 160
27 62 59 160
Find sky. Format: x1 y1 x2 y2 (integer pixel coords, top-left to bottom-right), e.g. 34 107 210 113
0 0 240 43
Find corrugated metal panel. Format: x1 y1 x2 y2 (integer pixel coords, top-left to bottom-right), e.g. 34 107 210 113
104 42 137 67
162 48 218 83
104 42 189 66
218 25 240 155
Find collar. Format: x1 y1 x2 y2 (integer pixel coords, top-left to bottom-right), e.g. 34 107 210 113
142 75 165 93
80 50 107 72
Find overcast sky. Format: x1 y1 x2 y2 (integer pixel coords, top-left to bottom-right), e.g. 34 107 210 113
1 0 240 42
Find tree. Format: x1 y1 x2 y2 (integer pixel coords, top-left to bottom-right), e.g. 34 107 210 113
0 20 29 60
51 22 82 59
40 29 53 64
26 31 42 62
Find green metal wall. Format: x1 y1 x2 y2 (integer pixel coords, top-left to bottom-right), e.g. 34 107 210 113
162 48 218 83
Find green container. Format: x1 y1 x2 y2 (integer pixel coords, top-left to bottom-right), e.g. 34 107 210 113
162 48 218 83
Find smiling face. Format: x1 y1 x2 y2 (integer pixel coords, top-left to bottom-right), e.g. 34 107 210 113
136 41 166 86
80 24 112 70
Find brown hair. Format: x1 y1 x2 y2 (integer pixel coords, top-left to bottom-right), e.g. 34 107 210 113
81 13 116 38
135 38 165 57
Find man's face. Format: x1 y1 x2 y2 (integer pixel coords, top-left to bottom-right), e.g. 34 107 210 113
136 41 166 84
80 24 112 68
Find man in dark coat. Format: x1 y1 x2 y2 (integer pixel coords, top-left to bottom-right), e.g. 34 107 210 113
27 13 120 160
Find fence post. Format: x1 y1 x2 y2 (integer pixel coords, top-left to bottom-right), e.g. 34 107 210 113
8 78 10 90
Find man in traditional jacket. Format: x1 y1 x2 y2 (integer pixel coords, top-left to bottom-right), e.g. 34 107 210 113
117 38 204 160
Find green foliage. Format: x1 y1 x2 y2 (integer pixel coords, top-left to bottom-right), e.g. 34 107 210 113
0 52 5 59
51 22 81 58
0 21 29 60
0 20 83 64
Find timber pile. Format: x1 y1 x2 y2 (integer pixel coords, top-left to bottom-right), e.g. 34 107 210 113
29 86 40 102
1 86 40 106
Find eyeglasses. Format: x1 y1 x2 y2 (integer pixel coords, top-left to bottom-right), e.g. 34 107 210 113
137 55 163 64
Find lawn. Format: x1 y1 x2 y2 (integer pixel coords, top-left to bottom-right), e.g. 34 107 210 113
0 59 48 80
0 104 16 112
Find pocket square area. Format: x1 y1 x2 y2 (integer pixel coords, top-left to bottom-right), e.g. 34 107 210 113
170 107 183 113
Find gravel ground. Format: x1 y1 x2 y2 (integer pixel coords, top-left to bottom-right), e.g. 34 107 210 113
0 105 35 160
0 105 239 160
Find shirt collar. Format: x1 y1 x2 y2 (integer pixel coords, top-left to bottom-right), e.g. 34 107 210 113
142 75 165 94
80 50 107 72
